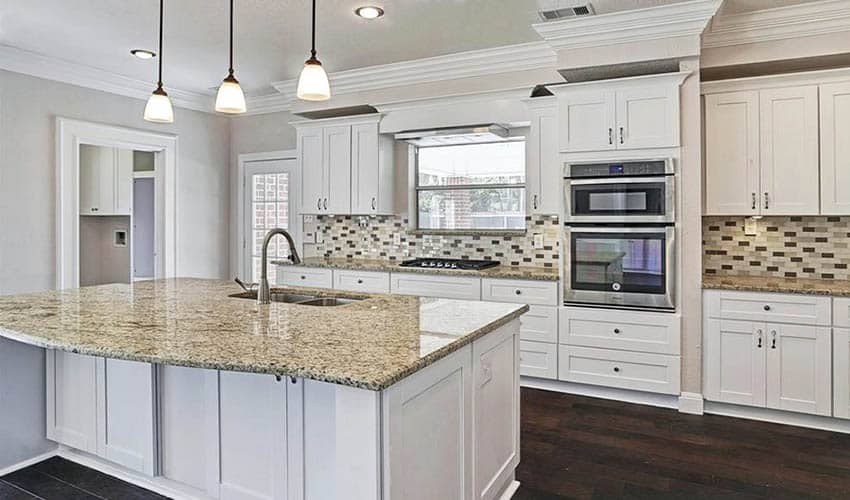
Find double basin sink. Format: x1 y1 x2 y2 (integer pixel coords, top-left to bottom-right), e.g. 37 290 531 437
228 291 360 307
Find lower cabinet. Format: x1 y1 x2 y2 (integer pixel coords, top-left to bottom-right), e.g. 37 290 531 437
834 328 850 419
519 341 557 379
558 345 681 395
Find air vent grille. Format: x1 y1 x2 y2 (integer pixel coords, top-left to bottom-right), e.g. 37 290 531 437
538 3 594 21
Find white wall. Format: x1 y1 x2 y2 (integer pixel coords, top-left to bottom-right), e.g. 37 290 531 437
0 69 231 469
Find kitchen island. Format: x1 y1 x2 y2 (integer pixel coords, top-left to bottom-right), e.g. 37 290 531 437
0 278 526 500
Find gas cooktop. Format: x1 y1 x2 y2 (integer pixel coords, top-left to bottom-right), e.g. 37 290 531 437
398 258 500 271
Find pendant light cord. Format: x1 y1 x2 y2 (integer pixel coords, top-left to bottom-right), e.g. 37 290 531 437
157 0 164 87
310 0 317 59
229 0 234 74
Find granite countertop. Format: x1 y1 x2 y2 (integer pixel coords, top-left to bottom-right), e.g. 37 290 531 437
274 257 560 282
703 274 850 297
0 279 527 391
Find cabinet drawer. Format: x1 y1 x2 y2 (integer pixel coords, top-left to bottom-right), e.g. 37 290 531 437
481 279 558 306
834 298 850 328
520 305 558 343
705 290 831 326
558 346 680 395
390 273 481 300
520 341 557 380
559 307 680 355
279 267 333 289
333 270 389 294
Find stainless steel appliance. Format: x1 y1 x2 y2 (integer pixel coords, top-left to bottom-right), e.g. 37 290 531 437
564 159 674 223
399 258 500 270
562 225 675 310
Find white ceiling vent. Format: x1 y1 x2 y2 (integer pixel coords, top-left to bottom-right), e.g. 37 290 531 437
537 0 594 21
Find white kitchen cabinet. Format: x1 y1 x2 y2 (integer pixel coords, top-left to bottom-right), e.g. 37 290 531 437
79 145 133 216
518 305 558 344
519 340 558 379
704 91 760 215
834 327 850 419
333 269 390 294
704 318 767 407
525 98 561 214
552 72 685 153
759 86 820 215
558 345 681 395
820 82 850 214
560 307 681 355
46 350 98 453
279 266 333 289
390 272 481 300
323 125 352 214
299 126 325 214
481 278 558 307
765 323 831 416
351 122 395 214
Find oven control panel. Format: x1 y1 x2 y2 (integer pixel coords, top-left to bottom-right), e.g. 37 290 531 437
566 160 671 179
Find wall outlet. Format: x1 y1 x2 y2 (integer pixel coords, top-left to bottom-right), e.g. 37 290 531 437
392 232 402 246
358 217 369 228
744 217 759 236
303 215 315 223
315 232 324 245
533 233 544 248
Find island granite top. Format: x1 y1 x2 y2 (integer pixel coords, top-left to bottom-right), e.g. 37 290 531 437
703 274 850 297
273 256 560 281
0 278 527 390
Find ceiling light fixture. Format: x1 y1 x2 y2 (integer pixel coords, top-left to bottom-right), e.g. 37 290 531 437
215 0 246 114
130 49 156 60
143 0 174 123
354 6 384 19
296 0 330 101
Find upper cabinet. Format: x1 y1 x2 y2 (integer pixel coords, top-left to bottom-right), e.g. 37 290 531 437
296 115 395 215
525 97 560 215
551 72 686 153
79 145 132 216
704 74 850 216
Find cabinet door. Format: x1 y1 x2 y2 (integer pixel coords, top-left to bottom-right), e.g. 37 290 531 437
557 90 615 152
527 104 560 214
351 122 380 214
820 82 850 214
704 319 766 407
46 350 98 453
323 125 352 214
759 86 820 215
97 147 116 215
765 323 831 416
615 86 679 149
97 358 156 475
113 149 133 215
79 144 101 214
704 91 760 215
834 328 850 419
298 127 324 213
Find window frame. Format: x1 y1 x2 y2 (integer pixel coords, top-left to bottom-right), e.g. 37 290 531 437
411 139 528 234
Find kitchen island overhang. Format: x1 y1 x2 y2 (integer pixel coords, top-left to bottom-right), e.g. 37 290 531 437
0 278 526 500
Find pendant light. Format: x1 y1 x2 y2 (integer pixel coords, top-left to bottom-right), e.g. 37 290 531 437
144 0 174 123
215 0 247 113
296 0 331 101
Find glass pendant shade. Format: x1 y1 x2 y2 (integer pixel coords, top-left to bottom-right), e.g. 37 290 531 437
215 74 247 113
296 58 330 101
144 87 174 123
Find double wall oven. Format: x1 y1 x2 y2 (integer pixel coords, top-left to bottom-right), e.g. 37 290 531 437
562 160 676 311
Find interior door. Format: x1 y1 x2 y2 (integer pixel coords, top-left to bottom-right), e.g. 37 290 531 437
133 177 155 279
704 318 766 407
558 90 615 152
244 159 300 283
765 323 831 416
759 85 820 215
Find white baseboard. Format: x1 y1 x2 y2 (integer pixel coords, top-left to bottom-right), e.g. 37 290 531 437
0 450 58 477
678 392 705 415
500 480 521 500
520 376 680 410
705 402 850 434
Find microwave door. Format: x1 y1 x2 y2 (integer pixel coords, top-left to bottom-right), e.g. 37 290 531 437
565 176 675 223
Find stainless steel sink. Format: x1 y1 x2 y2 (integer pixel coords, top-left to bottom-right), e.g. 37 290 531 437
297 297 359 307
228 291 360 306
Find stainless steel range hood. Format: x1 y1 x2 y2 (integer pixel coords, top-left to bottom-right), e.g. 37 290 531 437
394 124 511 147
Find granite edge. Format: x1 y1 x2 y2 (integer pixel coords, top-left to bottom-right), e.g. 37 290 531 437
702 276 850 297
273 259 560 282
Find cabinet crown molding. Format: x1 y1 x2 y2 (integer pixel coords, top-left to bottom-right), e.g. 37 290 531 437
702 67 850 94
547 71 691 95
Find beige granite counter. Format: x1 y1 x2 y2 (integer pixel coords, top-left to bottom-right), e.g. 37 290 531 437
0 279 527 390
274 257 560 282
703 274 850 297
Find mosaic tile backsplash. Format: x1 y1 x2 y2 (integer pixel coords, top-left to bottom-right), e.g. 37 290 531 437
703 216 850 280
305 214 561 267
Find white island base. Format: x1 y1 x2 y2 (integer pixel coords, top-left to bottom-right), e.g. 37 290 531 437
44 320 521 500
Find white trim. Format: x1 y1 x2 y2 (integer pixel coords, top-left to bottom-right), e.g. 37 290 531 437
701 67 850 94
532 0 722 50
374 87 533 114
547 70 691 93
520 377 680 410
704 401 850 434
678 392 705 415
0 451 58 477
499 480 521 500
0 44 212 113
702 0 850 49
56 118 178 289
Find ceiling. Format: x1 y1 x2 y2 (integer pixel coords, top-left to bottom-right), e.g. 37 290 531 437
0 0 823 98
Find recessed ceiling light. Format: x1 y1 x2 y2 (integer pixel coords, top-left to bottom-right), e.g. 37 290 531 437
131 49 156 60
355 6 384 19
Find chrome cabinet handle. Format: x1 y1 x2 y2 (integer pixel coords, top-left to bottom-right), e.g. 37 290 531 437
771 330 777 349
532 195 538 210
756 329 763 348
317 197 322 210
619 127 624 144
764 192 769 210
608 128 613 145
751 193 757 210
371 197 376 210
323 198 328 210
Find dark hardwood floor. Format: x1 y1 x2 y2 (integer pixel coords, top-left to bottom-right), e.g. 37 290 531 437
4 389 850 499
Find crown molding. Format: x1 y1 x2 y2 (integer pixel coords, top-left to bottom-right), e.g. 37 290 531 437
374 86 532 114
701 66 850 94
0 44 214 113
702 0 850 49
532 0 723 51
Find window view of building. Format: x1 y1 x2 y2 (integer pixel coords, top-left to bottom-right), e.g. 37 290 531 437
416 141 526 231
250 173 290 282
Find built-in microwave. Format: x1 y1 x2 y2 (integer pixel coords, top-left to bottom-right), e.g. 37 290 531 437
564 159 675 224
562 225 676 310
